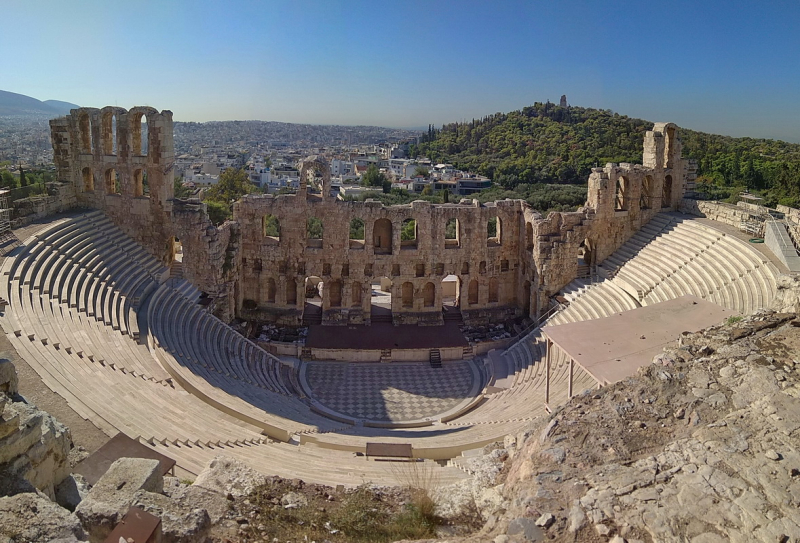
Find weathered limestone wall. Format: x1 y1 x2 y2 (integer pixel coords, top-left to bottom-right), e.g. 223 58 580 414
50 107 690 327
172 199 240 321
679 199 755 229
234 192 525 325
10 182 78 229
51 106 176 261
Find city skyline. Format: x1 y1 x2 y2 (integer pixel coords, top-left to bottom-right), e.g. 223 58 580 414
2 0 799 142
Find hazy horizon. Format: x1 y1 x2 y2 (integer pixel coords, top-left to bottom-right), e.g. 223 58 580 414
2 0 799 142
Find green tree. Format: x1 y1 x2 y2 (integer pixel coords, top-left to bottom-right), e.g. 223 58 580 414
205 168 255 204
401 219 416 241
361 164 391 193
19 167 27 187
174 177 192 198
0 170 15 188
420 185 433 196
414 166 430 178
205 200 230 225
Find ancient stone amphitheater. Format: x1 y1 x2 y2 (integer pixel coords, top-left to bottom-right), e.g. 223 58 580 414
0 107 787 487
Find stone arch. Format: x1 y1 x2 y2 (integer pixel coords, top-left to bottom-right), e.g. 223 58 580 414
265 278 276 303
641 175 653 210
298 155 331 197
579 238 594 268
328 280 342 307
286 278 297 305
351 281 362 307
129 107 157 157
307 217 323 248
488 277 499 303
401 281 414 308
263 214 280 241
101 109 119 156
445 218 460 248
373 218 392 254
82 167 94 192
468 279 479 306
133 168 147 197
662 175 673 208
79 112 92 154
104 168 120 195
441 275 460 307
525 222 533 250
401 218 417 249
615 176 630 211
422 282 435 307
664 125 677 169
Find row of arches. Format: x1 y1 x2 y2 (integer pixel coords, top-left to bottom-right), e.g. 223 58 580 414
77 110 149 157
80 166 149 197
261 215 503 251
613 175 673 212
250 275 510 309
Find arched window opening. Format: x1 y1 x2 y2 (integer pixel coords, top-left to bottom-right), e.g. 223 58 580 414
488 277 499 303
615 176 629 211
641 175 653 210
82 167 94 192
328 280 342 307
101 112 116 156
263 214 280 242
133 169 146 197
461 262 470 275
139 114 148 156
500 259 509 272
487 217 501 246
371 277 392 320
307 217 323 248
468 279 479 306
664 126 676 169
286 278 297 305
351 282 362 307
525 222 533 250
441 275 459 308
349 218 365 249
105 168 120 195
266 278 276 303
401 281 414 308
415 263 425 277
401 218 417 249
373 218 392 254
479 261 487 274
79 113 92 154
445 218 459 248
423 282 435 307
662 175 673 208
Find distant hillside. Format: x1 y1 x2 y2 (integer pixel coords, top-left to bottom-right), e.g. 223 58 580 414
0 90 79 116
42 99 81 115
413 103 800 207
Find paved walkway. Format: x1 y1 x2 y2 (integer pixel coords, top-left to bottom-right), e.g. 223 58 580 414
303 361 479 423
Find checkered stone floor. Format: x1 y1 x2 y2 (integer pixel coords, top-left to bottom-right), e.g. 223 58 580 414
305 361 478 423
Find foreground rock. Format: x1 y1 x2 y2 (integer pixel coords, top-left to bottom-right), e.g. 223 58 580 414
0 360 71 501
477 309 800 542
0 492 85 543
75 457 163 542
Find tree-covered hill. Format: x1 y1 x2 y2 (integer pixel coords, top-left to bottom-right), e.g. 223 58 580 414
412 102 800 207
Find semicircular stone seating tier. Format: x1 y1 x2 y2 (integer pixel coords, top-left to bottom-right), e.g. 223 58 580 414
498 212 780 399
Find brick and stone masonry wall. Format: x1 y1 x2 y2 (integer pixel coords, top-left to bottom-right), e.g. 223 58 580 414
50 109 689 326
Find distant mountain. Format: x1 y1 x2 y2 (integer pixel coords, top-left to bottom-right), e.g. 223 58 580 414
42 99 81 115
0 90 79 116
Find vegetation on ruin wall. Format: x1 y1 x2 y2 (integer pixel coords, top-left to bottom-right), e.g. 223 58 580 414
344 183 587 213
412 102 800 207
202 168 257 225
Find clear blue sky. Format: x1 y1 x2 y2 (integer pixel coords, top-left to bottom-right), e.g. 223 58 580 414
2 0 799 141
